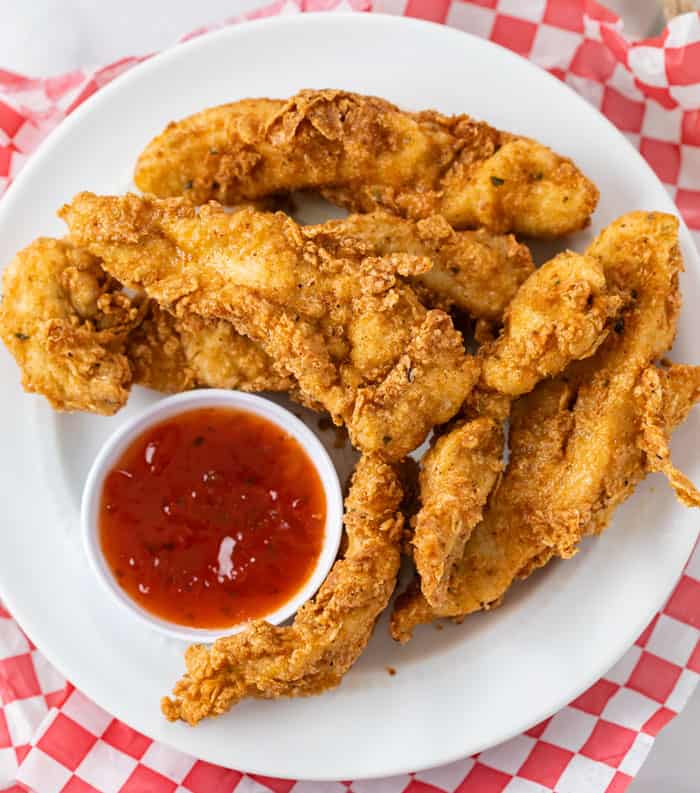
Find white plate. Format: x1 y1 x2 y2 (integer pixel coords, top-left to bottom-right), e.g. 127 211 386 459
0 13 698 782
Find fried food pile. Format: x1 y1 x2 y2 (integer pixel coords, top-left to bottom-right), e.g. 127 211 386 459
1 89 699 725
391 212 700 640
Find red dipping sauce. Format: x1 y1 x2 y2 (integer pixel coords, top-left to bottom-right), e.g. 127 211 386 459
99 407 326 629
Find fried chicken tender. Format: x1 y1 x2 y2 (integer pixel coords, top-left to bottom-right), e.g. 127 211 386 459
0 238 142 414
5 206 519 410
62 193 477 459
125 199 298 395
412 415 504 609
0 235 295 410
392 380 573 641
391 211 698 641
135 89 598 238
162 454 404 724
392 364 700 642
111 210 534 393
127 303 294 394
531 211 684 553
410 250 622 606
479 251 624 396
304 212 534 320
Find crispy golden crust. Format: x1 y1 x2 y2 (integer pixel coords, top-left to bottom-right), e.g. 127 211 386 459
122 200 300 397
412 416 504 608
635 364 700 507
128 303 294 394
62 193 476 459
162 454 404 724
348 310 481 456
0 236 296 409
4 209 516 411
391 211 697 642
479 251 624 397
116 210 519 398
0 238 141 414
176 313 294 392
135 89 598 237
305 212 534 320
402 248 623 609
391 377 576 641
391 365 700 642
437 137 599 239
126 302 195 393
530 212 684 550
125 211 533 393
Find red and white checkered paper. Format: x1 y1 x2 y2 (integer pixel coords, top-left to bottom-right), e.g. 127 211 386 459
1 1 700 791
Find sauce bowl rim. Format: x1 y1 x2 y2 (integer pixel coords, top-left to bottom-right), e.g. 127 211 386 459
80 389 344 643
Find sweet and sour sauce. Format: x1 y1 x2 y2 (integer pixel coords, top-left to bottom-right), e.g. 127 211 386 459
99 407 326 629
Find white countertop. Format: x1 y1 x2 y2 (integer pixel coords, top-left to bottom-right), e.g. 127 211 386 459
1 2 698 790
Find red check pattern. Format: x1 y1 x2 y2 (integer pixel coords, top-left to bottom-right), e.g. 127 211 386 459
1 2 700 791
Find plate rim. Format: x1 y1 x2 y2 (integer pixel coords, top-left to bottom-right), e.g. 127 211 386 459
0 11 697 781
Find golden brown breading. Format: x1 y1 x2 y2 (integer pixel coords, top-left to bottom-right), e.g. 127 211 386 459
162 454 404 724
479 251 624 397
348 309 480 456
61 193 477 459
304 212 534 320
391 212 698 641
530 212 684 553
134 89 598 238
125 199 299 396
126 302 195 394
177 313 294 393
0 238 142 414
392 363 700 642
118 211 534 394
405 251 623 607
5 208 517 411
412 415 504 609
635 364 700 508
0 236 297 410
391 382 568 641
128 303 294 394
127 208 525 399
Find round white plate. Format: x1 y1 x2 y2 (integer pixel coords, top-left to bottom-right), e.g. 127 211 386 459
0 13 698 782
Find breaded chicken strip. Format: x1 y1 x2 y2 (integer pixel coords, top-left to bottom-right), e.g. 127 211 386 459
135 89 598 238
0 237 295 410
531 212 687 553
392 363 700 642
119 212 534 392
392 377 577 641
128 303 294 395
479 251 624 397
62 193 478 459
0 238 142 414
411 251 623 606
412 414 504 609
392 212 699 640
304 212 534 320
2 208 523 411
162 454 404 724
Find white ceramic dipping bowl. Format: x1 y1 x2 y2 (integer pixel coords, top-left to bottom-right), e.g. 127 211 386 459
81 389 344 642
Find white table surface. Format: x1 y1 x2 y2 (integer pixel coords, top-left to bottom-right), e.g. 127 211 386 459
1 2 698 791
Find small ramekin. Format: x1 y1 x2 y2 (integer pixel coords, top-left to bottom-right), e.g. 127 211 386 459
81 389 344 642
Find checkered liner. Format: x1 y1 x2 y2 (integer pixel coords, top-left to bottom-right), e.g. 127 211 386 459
1 2 700 792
